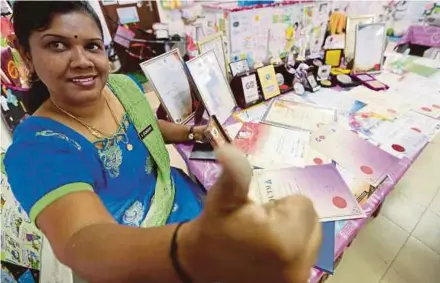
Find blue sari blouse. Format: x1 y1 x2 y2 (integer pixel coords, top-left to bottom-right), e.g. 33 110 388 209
4 111 205 226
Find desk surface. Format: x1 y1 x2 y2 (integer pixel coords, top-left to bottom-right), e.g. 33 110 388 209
174 65 440 282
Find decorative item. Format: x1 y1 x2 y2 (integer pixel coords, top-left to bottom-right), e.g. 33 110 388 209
198 32 228 78
293 82 305 95
317 65 331 81
256 64 281 100
345 15 375 62
140 49 194 124
353 23 386 74
229 59 250 76
324 49 343 67
335 74 360 88
186 50 236 124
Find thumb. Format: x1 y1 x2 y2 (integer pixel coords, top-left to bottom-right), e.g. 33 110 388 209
206 144 253 213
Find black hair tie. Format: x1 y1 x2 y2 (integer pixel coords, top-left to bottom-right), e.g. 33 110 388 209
170 221 193 283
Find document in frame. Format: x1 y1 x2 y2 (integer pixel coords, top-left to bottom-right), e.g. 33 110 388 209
233 122 331 169
310 123 400 186
186 50 236 124
140 50 193 124
262 99 337 132
249 165 366 222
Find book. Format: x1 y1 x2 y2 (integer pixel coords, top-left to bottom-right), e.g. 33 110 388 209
315 221 336 274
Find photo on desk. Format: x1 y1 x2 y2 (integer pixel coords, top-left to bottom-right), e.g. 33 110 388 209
229 59 250 77
353 23 386 74
197 32 228 79
140 49 194 124
186 50 237 124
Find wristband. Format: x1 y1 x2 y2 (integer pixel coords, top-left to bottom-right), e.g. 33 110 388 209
170 221 193 283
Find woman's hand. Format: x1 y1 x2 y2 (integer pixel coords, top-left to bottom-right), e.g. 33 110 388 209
180 145 323 283
193 125 208 143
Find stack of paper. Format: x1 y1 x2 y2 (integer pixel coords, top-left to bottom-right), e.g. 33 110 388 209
249 164 365 222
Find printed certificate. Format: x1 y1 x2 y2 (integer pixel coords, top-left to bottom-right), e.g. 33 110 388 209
262 99 337 132
233 122 330 169
140 49 193 124
249 164 366 222
186 50 236 124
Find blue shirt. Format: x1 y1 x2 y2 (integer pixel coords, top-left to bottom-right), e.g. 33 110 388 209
5 114 204 225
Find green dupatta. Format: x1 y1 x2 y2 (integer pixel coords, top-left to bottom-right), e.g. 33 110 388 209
108 74 175 227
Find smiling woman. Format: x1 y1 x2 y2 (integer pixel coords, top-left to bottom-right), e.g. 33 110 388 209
3 2 322 283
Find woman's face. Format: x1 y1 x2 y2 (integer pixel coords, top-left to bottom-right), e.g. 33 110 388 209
26 11 109 105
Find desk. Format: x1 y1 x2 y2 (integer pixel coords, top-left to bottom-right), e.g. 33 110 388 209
174 62 439 283
398 25 440 48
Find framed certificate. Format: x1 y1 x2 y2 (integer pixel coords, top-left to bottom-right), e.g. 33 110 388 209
353 23 386 74
345 15 375 62
229 59 250 76
198 33 228 79
257 65 280 100
140 49 194 124
186 50 237 124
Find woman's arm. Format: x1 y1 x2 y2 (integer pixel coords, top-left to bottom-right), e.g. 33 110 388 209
38 189 197 283
157 120 205 144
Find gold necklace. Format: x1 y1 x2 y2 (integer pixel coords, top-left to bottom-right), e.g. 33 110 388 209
50 95 133 151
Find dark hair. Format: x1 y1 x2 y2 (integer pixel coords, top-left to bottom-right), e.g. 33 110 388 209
12 1 104 114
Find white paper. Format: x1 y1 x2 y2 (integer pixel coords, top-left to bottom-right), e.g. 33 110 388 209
116 6 139 24
141 51 192 123
241 74 259 104
224 123 243 140
233 103 268 123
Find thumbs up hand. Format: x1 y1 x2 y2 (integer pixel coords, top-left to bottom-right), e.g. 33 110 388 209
179 145 323 283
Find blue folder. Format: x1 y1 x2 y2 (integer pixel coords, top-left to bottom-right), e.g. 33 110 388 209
314 221 336 274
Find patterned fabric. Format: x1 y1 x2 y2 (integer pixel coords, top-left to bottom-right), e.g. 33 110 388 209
4 74 204 226
108 74 175 227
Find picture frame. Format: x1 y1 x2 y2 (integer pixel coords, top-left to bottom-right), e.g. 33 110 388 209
353 23 387 74
204 115 232 148
229 59 250 77
198 33 228 79
186 50 237 124
140 49 195 124
256 64 281 100
345 15 375 62
324 49 343 67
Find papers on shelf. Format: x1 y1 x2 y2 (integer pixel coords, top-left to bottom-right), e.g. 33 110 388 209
233 103 268 123
262 99 337 132
234 123 331 169
249 164 366 222
310 123 400 186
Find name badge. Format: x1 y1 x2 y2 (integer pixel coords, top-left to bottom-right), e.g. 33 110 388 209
139 125 153 140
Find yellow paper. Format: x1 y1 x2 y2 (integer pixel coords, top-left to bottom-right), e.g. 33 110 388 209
257 65 280 100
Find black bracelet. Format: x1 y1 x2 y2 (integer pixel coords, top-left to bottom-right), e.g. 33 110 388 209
170 221 193 283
